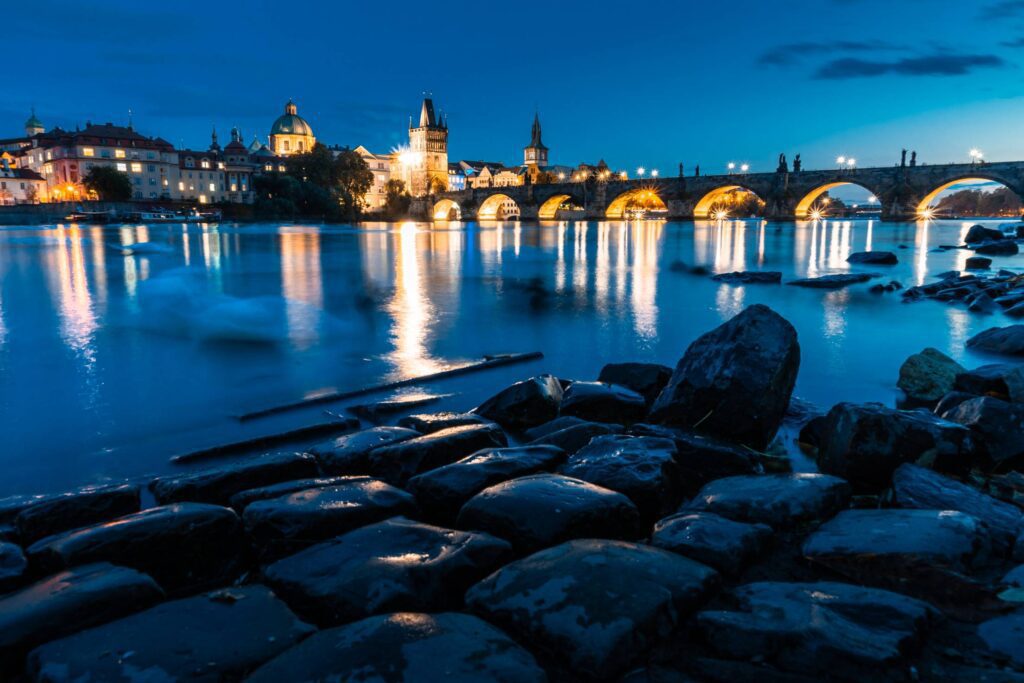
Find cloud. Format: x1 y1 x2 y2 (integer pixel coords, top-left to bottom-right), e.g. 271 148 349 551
980 0 1024 19
813 53 1006 79
1001 36 1024 47
758 41 900 67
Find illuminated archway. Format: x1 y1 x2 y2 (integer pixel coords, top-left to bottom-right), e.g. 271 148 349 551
478 193 521 220
694 185 765 219
606 188 667 219
795 182 880 219
432 198 461 220
538 194 574 219
915 177 1022 219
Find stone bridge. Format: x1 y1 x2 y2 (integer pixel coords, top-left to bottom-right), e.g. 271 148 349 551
414 161 1024 221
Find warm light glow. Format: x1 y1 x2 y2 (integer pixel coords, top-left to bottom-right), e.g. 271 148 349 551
713 209 730 221
650 169 659 178
740 164 749 172
636 167 646 176
619 171 628 180
868 195 877 203
557 172 566 181
810 209 824 221
836 156 846 165
846 158 856 168
919 207 936 220
727 162 736 170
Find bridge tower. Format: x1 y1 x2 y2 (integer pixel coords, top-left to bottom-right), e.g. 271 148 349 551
408 97 449 197
523 113 548 168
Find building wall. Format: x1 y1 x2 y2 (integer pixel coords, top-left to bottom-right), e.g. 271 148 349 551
21 143 179 202
269 133 315 157
0 175 46 204
409 126 448 196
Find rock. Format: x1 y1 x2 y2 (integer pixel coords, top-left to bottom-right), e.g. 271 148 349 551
247 612 546 683
943 397 1024 467
1008 302 1024 318
465 539 719 679
978 612 1024 668
631 424 763 492
892 464 1023 555
597 362 673 407
367 423 508 486
975 240 1020 255
818 402 973 490
955 364 1024 402
528 420 623 454
1003 565 1024 586
697 581 936 679
456 473 641 553
558 381 647 424
229 476 351 511
27 503 245 594
522 415 589 441
897 348 966 408
787 273 876 288
710 271 783 284
407 445 567 522
847 251 898 265
649 304 800 450
934 391 977 417
243 477 417 560
149 452 320 505
26 585 313 682
3 484 140 546
309 425 419 474
0 542 27 593
348 394 445 421
683 473 850 528
651 512 770 574
966 225 1005 243
798 415 828 451
967 256 993 270
473 374 564 431
397 411 493 434
968 325 1024 356
969 293 999 313
263 517 513 626
559 435 682 522
0 563 163 673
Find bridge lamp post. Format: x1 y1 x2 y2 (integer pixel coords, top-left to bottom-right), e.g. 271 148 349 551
970 149 983 164
836 156 846 169
740 164 749 173
558 172 566 181
727 162 736 174
620 171 628 180
846 158 856 170
637 167 646 178
651 169 659 178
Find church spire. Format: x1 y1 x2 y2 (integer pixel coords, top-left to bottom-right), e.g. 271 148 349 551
530 112 543 148
210 126 220 151
419 97 437 128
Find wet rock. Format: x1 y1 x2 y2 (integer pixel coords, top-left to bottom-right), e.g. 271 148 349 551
26 585 313 682
847 251 898 265
465 538 719 679
3 484 140 546
528 420 623 454
243 477 417 560
1003 565 1024 586
247 612 546 683
367 423 508 486
456 473 641 553
397 411 493 434
1009 301 1024 318
473 374 564 431
348 393 444 422
559 435 682 522
683 473 850 528
975 240 1020 256
631 424 763 491
943 396 1024 467
892 464 1023 555
966 225 1005 244
0 563 162 673
978 612 1024 669
597 362 673 407
649 304 800 450
968 325 1024 356
27 503 245 594
559 381 647 424
787 273 876 288
310 425 419 474
697 581 936 679
0 542 27 593
934 390 976 417
263 517 512 626
955 364 1024 402
407 445 566 522
651 512 770 574
710 271 783 284
817 402 973 490
798 415 828 451
522 415 588 440
897 348 966 408
969 293 999 313
229 476 350 511
967 256 993 270
149 451 320 505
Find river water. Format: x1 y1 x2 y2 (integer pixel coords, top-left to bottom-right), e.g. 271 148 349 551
0 218 1020 496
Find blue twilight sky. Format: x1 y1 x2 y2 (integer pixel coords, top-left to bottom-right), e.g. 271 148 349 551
4 0 1024 176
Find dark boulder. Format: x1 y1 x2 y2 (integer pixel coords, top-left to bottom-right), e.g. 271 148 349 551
347 394 444 422
26 585 313 682
407 445 566 522
966 224 1005 243
955 364 1024 402
934 391 976 417
522 415 588 441
787 273 876 288
798 415 828 451
597 361 673 406
27 503 245 594
968 293 999 313
942 396 1024 467
456 473 641 553
975 240 1020 256
897 348 966 408
968 325 1024 356
697 581 936 679
465 539 719 679
310 425 419 474
966 256 993 270
710 271 783 284
229 476 350 511
559 381 647 424
149 452 319 506
247 612 546 683
649 304 800 450
263 517 513 626
0 542 27 593
817 402 973 490
397 411 493 434
9 484 140 546
847 251 898 265
242 477 417 560
978 612 1024 669
651 512 770 575
631 424 763 492
559 435 682 522
528 420 623 454
683 473 850 528
473 374 564 431
367 423 508 486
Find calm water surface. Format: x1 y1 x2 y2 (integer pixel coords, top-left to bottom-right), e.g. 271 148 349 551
0 218 1021 495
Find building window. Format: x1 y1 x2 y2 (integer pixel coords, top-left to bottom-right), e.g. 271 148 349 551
82 148 95 157
115 149 126 159
178 182 184 191
208 183 216 192
116 163 127 172
201 160 210 169
131 163 142 173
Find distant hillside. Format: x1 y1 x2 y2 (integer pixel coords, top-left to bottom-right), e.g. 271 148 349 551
935 186 1022 217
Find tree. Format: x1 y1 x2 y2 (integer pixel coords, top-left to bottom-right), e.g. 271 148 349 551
83 166 132 201
384 179 411 218
334 148 374 220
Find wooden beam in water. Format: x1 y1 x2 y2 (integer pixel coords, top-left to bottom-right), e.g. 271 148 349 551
170 418 359 465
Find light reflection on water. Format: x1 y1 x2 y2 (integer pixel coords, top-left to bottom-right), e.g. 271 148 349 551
0 217 1021 494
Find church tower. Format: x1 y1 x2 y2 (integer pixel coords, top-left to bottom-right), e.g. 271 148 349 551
523 112 548 167
408 97 448 196
24 108 44 137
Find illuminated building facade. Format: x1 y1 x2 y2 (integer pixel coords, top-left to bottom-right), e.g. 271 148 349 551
0 161 46 204
523 113 548 167
269 100 315 156
176 128 259 204
407 98 448 196
352 145 394 211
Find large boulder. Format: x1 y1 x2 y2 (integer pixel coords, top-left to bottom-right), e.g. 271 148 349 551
942 396 1024 467
247 612 547 683
978 612 1024 669
651 512 770 575
965 225 1005 243
597 362 673 407
683 473 850 528
897 348 966 408
26 585 313 682
456 473 641 553
27 503 245 594
473 374 564 431
847 251 898 265
263 517 512 627
817 402 974 490
787 273 875 288
149 452 319 506
8 484 140 546
974 240 1019 256
631 424 763 493
559 381 647 424
465 539 719 679
955 364 1024 402
397 411 493 434
228 476 350 511
966 256 993 270
711 271 783 284
522 416 588 441
367 423 507 486
309 425 419 474
528 420 623 454
648 304 800 450
697 581 936 679
0 542 27 593
968 325 1024 356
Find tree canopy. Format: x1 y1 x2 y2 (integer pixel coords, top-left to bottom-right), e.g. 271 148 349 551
254 143 374 221
83 166 132 201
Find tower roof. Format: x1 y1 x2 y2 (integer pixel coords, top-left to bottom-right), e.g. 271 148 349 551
271 100 313 137
419 98 437 128
25 108 43 131
527 112 547 150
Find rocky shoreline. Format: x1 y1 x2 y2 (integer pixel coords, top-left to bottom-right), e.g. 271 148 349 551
2 307 1024 681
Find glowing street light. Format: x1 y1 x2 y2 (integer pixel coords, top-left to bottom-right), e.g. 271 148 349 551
846 158 856 169
557 172 566 181
619 171 628 180
651 169 659 178
636 166 646 177
740 163 749 173
970 149 983 164
868 195 877 203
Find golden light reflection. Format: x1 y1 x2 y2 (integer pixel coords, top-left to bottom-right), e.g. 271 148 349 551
386 222 444 378
280 229 324 349
712 220 748 273
45 226 97 359
914 220 931 286
630 221 662 340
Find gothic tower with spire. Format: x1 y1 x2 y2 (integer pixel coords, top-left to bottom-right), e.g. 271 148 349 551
523 112 548 167
407 97 448 196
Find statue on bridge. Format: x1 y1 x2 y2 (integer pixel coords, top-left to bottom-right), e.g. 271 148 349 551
910 151 917 167
695 165 700 177
777 153 788 173
793 154 802 172
901 149 907 168
679 162 684 177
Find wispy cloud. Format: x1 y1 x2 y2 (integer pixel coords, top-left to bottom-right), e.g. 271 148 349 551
814 53 1005 79
1000 36 1024 47
758 41 900 67
980 0 1024 19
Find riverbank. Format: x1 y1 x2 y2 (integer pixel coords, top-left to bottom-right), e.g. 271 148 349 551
2 305 1024 681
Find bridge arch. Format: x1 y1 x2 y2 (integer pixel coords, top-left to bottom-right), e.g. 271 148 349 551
606 187 667 219
538 194 576 219
916 176 1023 218
432 198 461 220
693 185 765 219
478 193 521 220
795 182 881 219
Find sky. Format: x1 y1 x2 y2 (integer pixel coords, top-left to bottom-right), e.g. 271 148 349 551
4 0 1024 181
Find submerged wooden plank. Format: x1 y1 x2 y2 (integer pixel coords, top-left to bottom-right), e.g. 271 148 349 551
170 418 359 465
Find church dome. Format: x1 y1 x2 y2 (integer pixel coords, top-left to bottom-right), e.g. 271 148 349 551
270 100 313 137
25 109 43 133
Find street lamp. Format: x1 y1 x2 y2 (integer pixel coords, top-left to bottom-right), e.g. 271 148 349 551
558 172 565 181
970 149 983 164
651 169 659 178
727 162 736 174
846 158 856 169
637 167 646 177
868 195 877 203
836 156 846 169
740 163 749 173
620 171 628 180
